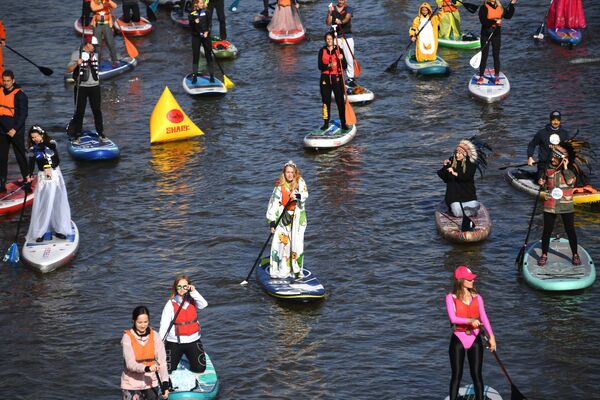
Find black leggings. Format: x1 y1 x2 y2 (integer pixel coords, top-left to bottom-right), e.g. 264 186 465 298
0 131 29 181
207 0 226 40
449 334 485 400
479 28 501 77
319 74 346 126
68 85 103 138
122 4 141 23
165 338 206 374
542 212 577 255
192 35 214 76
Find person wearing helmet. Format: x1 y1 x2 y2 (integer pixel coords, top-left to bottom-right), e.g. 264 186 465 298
527 110 570 183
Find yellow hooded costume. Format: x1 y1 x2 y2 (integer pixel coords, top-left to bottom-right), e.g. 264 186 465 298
409 2 444 62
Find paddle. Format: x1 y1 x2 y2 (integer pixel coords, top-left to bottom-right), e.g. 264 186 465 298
498 162 536 171
385 6 440 73
240 199 296 285
229 0 241 12
2 181 31 264
210 45 234 89
149 0 160 13
533 0 553 40
469 28 495 69
112 14 140 59
453 0 479 14
146 0 158 22
514 182 544 270
161 290 192 342
333 28 356 125
340 32 361 78
459 202 475 232
4 45 53 76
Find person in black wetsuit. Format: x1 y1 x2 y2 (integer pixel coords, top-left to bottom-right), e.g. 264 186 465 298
527 110 570 183
477 0 517 85
207 0 227 40
189 0 215 84
318 32 349 132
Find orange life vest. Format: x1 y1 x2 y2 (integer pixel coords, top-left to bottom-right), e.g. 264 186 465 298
485 2 503 21
92 1 114 27
172 299 200 336
453 295 479 333
278 0 291 7
441 0 457 13
0 88 21 118
280 183 297 211
124 329 156 367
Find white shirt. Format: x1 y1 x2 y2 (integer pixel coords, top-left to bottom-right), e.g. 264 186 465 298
159 290 208 344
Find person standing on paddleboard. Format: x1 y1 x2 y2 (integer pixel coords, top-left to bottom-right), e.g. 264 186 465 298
446 266 496 400
121 306 170 400
326 0 356 87
159 274 208 374
318 32 349 132
207 0 227 40
0 69 30 194
91 0 120 68
537 143 581 266
121 0 142 24
437 0 462 40
267 161 308 279
66 35 109 144
409 3 444 62
189 0 215 84
527 110 570 183
267 0 304 37
477 0 517 85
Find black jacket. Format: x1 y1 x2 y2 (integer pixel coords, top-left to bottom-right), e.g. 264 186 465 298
189 8 210 37
527 124 570 163
437 158 478 206
29 140 60 172
479 1 515 34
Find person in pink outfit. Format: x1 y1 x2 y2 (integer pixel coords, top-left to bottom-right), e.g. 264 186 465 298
267 0 304 34
547 0 586 29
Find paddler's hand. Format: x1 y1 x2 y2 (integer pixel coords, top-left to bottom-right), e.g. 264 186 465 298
7 128 16 138
527 156 535 166
26 175 34 183
443 159 451 166
487 335 497 352
161 389 169 399
270 221 277 233
495 19 502 26
44 168 52 179
295 2 299 9
469 318 481 328
410 36 416 42
563 159 569 170
187 284 196 293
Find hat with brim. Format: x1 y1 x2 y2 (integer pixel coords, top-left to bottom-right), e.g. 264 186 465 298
454 265 477 281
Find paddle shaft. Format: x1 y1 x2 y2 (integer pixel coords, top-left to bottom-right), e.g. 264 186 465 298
535 0 554 35
333 30 356 125
498 161 536 170
480 328 526 398
524 182 544 246
4 45 53 76
12 183 30 243
454 0 479 14
161 290 191 342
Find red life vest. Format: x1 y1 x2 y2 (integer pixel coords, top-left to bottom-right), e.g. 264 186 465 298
172 299 200 336
485 1 503 22
321 48 342 76
453 295 480 333
440 0 457 13
124 329 156 367
280 183 297 211
0 87 21 117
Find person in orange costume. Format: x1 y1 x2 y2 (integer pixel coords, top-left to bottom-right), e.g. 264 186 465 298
409 3 444 62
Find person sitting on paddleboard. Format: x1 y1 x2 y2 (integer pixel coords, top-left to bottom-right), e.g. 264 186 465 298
91 0 120 68
409 3 444 62
267 160 308 279
477 0 517 85
267 0 304 37
446 265 496 400
538 143 581 266
326 0 356 87
527 110 570 183
189 0 215 84
437 0 462 40
437 139 480 218
121 0 142 24
318 32 349 132
25 125 72 243
159 274 208 374
66 35 109 144
121 306 170 400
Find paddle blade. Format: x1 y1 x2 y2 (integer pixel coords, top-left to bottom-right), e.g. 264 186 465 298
122 34 139 59
223 74 235 89
462 1 479 13
229 0 241 12
461 216 475 232
353 59 361 77
469 51 482 69
345 99 356 125
385 60 399 73
511 385 527 400
533 23 545 40
149 0 159 13
3 243 19 264
514 246 525 269
39 66 54 76
146 3 157 21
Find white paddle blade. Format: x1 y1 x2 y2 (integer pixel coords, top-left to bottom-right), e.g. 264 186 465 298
469 51 482 69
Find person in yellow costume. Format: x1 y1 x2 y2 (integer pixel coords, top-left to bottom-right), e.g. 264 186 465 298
409 3 444 62
436 0 461 40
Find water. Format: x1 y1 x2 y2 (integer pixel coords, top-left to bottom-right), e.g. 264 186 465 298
1 0 599 398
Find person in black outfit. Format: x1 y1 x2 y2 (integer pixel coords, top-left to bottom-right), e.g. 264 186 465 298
0 69 29 193
189 0 215 84
318 32 348 131
121 0 141 23
477 0 517 85
527 110 570 183
207 0 226 40
82 0 92 26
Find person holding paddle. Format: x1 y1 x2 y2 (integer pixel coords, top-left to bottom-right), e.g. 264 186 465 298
159 274 208 374
527 110 570 183
91 0 120 68
436 0 462 40
189 0 215 84
446 265 496 400
121 306 170 400
266 160 308 279
476 0 517 85
318 32 349 132
409 3 444 62
326 0 356 87
207 0 227 40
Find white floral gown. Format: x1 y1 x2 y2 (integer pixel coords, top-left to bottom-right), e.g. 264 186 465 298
266 178 308 278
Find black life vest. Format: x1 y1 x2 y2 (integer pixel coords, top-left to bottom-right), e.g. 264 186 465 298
73 50 99 82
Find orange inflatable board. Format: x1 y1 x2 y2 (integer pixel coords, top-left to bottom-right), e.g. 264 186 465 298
150 86 204 144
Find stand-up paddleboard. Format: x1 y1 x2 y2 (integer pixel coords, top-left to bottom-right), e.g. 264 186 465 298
405 49 449 75
256 257 325 301
444 385 503 400
547 28 583 46
269 28 305 44
0 178 37 216
73 17 93 35
22 221 80 274
253 14 272 29
182 74 227 95
303 120 357 150
438 32 480 50
114 16 154 36
346 84 375 105
169 353 219 400
522 238 596 291
67 131 120 161
434 201 492 244
170 7 190 27
64 57 138 83
468 70 510 103
505 169 600 208
200 37 238 59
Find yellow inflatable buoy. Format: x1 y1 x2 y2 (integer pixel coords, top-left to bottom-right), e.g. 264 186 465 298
150 86 204 144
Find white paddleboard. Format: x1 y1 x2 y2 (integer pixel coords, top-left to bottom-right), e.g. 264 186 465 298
444 385 503 400
468 70 510 103
22 221 80 273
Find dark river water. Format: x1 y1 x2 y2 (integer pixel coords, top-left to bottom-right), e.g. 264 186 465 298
1 0 600 398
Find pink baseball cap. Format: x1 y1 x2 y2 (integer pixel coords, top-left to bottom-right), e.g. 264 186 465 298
454 265 477 281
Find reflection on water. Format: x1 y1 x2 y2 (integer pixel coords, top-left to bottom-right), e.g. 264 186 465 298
150 139 205 195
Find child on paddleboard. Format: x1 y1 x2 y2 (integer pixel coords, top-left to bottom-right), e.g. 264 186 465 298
189 0 215 83
409 2 444 62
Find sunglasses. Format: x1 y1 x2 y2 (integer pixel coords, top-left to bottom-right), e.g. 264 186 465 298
552 151 565 159
176 285 189 290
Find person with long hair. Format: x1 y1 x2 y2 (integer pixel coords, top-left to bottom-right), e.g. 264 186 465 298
121 306 170 400
318 32 348 132
446 265 496 400
159 274 208 374
189 0 215 84
266 160 309 279
25 125 72 243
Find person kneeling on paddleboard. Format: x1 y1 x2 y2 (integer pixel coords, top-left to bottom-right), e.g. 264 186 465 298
159 274 209 375
446 265 496 400
25 125 73 243
189 0 215 84
527 110 571 183
409 2 444 62
318 32 349 132
121 306 170 400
